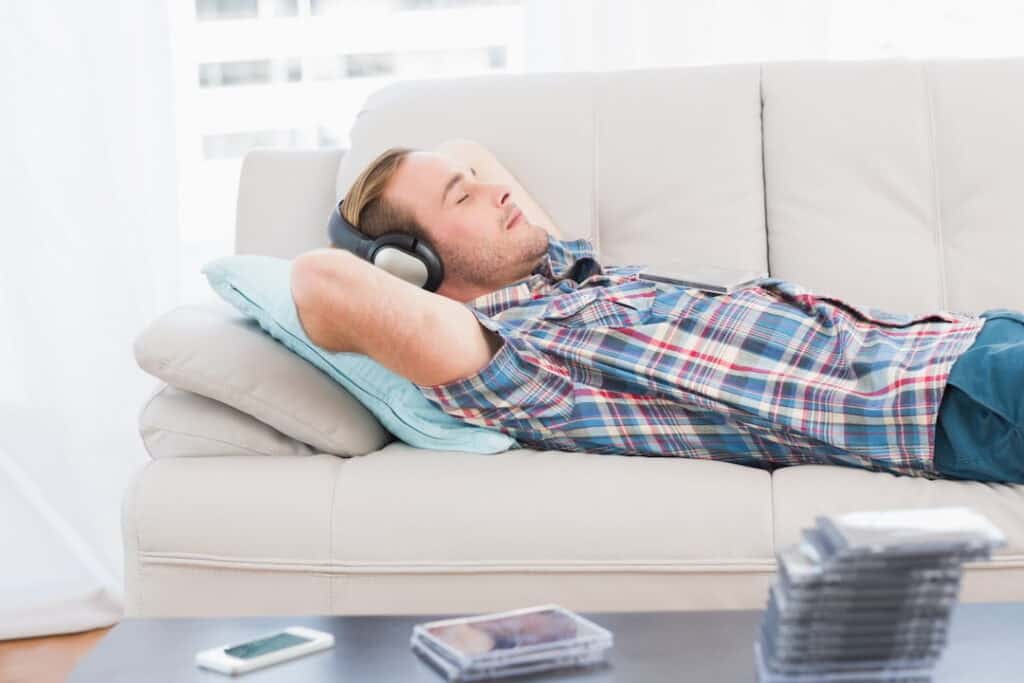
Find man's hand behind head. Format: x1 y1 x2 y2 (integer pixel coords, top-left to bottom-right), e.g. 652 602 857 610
291 247 502 387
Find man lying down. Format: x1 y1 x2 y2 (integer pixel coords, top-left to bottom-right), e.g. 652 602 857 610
290 139 1024 485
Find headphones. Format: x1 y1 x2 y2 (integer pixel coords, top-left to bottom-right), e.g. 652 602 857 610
328 200 445 292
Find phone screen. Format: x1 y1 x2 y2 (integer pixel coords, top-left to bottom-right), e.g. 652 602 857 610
225 632 312 659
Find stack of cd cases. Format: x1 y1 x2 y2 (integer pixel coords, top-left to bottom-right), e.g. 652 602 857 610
410 604 613 681
756 507 1006 683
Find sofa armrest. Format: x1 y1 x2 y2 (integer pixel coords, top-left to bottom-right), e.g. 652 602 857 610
134 302 392 457
139 383 315 459
236 147 347 259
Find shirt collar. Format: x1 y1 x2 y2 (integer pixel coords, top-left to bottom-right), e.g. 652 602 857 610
466 235 604 312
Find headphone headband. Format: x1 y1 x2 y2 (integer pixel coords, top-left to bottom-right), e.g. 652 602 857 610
327 200 445 292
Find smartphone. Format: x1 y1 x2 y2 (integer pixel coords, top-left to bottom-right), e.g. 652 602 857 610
195 625 334 675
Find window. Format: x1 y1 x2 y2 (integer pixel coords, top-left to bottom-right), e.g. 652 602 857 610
310 0 344 16
396 0 518 9
345 53 396 78
274 0 299 17
314 0 517 13
195 0 258 21
487 45 507 69
316 125 343 147
199 60 271 87
307 55 345 81
308 46 504 82
199 58 302 87
395 46 502 76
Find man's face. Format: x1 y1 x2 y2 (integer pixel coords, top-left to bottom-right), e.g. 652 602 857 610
384 151 549 300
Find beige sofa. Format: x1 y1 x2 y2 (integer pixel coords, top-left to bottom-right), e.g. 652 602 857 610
126 58 1024 618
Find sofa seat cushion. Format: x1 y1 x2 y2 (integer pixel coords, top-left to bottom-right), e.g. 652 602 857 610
330 444 773 569
771 465 1024 601
129 444 774 573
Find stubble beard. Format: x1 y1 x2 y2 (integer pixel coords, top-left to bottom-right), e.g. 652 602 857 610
450 222 549 291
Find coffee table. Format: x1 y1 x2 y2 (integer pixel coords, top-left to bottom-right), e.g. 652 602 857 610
69 602 1023 682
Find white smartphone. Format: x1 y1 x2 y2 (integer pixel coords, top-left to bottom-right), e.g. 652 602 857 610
195 625 334 675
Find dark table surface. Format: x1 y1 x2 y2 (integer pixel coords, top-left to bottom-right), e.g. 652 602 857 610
69 602 1024 682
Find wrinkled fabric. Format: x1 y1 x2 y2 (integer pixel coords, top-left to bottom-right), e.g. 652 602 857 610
415 236 984 478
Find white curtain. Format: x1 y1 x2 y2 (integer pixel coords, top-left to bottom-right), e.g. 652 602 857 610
0 2 178 638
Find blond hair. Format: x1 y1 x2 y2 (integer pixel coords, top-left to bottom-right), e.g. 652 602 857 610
339 146 430 242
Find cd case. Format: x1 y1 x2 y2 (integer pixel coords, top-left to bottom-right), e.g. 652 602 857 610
410 604 613 681
755 506 1006 683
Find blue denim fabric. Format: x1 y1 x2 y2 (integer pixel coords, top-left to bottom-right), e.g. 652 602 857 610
934 309 1024 483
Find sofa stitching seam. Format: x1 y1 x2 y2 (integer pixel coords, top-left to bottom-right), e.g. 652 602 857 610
760 62 772 276
134 552 1024 570
923 62 950 309
769 470 777 559
592 74 601 255
136 555 784 571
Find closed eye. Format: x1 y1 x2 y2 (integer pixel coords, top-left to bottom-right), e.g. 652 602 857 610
455 167 475 205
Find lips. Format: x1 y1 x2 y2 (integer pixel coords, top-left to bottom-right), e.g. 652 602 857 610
505 208 522 230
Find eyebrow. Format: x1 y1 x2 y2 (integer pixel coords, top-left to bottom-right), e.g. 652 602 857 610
440 166 477 207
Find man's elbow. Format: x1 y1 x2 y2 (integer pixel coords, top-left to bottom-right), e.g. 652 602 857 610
290 249 357 352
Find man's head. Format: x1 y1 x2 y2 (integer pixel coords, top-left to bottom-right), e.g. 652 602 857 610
340 147 549 302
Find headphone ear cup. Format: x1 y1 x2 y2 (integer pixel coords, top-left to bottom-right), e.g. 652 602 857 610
367 234 445 292
412 240 445 292
371 245 432 289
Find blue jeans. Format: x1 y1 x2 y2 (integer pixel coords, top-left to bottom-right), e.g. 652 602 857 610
934 309 1024 484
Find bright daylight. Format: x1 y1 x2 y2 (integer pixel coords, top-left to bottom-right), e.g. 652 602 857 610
3 1 1024 681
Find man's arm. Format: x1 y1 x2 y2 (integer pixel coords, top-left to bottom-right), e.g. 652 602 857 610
433 138 564 240
290 248 502 387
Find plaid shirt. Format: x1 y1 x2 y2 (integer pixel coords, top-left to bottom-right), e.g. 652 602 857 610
415 236 984 477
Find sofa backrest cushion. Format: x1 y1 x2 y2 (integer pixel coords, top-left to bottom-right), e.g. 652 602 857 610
235 58 1024 318
762 58 1024 314
334 64 768 275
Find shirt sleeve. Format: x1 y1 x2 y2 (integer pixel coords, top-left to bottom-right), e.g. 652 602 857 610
413 308 576 433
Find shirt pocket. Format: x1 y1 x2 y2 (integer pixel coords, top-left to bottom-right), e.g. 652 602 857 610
540 280 656 328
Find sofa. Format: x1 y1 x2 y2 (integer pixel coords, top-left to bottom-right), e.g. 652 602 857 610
126 57 1024 618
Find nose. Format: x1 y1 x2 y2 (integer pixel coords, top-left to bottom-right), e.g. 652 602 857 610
493 185 511 208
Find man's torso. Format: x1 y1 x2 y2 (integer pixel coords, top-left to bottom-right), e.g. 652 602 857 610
415 236 985 477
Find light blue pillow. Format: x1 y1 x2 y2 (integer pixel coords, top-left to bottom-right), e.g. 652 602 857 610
201 255 516 453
